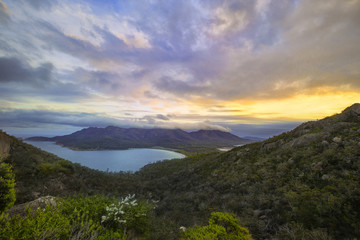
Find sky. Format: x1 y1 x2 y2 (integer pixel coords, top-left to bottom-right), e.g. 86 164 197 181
0 0 359 138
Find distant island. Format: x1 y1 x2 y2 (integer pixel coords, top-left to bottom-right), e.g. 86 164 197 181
27 127 254 154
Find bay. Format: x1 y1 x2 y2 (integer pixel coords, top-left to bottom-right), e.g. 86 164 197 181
25 141 185 172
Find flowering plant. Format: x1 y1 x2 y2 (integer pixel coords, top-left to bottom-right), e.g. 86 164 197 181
101 194 151 234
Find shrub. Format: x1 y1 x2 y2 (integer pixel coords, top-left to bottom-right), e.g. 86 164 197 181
101 194 152 235
0 194 154 239
0 162 15 212
182 212 253 240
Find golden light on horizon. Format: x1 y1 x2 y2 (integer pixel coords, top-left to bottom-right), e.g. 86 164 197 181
217 92 360 123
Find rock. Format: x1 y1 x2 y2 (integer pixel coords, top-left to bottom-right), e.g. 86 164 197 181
283 132 327 149
6 196 57 217
311 162 323 171
342 103 360 115
0 131 11 161
236 151 244 156
333 137 342 143
253 209 263 217
337 104 360 122
261 142 278 151
321 174 330 180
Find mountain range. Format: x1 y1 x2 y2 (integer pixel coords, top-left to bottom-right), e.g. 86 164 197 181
27 127 253 153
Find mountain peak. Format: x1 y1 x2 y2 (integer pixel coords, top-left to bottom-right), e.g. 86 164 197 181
342 103 360 114
335 103 360 122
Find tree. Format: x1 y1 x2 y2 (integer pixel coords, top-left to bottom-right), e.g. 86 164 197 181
182 212 253 240
0 162 15 212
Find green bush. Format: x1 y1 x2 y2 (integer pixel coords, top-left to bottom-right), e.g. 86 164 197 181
39 159 74 176
0 162 15 212
101 194 152 235
182 212 253 240
0 206 72 239
0 194 154 239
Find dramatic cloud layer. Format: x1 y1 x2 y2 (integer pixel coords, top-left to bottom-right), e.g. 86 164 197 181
0 57 53 85
0 0 359 137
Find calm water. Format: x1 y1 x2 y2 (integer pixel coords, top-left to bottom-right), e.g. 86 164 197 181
25 141 185 172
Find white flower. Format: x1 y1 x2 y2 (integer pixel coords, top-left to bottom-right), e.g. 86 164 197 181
179 226 187 232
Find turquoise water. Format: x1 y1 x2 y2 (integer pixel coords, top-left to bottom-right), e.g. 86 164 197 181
25 141 185 172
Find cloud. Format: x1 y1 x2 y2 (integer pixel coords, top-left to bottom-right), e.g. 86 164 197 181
204 0 360 100
72 68 123 94
143 90 158 99
155 114 170 121
0 57 53 85
3 0 359 102
140 117 231 132
0 109 123 128
0 0 9 24
224 122 301 138
154 76 209 97
208 108 244 113
0 107 301 138
209 2 249 36
0 108 232 133
142 114 170 124
19 0 57 10
0 0 359 132
193 121 231 132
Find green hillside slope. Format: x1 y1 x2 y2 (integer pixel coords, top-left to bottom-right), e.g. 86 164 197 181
1 131 137 203
135 103 360 239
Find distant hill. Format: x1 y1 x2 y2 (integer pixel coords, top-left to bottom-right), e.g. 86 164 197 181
27 127 253 153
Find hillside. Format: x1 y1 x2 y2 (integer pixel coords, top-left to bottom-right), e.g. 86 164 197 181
27 127 252 153
0 131 137 204
1 103 360 239
134 103 360 239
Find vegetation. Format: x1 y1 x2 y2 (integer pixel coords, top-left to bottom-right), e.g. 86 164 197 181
1 103 360 239
181 212 253 240
0 162 15 212
0 195 153 239
101 194 152 236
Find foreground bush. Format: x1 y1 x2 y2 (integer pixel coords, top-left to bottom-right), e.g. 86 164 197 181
182 212 253 240
0 194 151 239
101 194 152 235
0 162 15 213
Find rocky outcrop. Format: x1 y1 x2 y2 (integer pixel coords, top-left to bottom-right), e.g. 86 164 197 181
5 196 57 217
0 131 11 161
337 103 360 121
260 103 360 152
282 132 330 149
